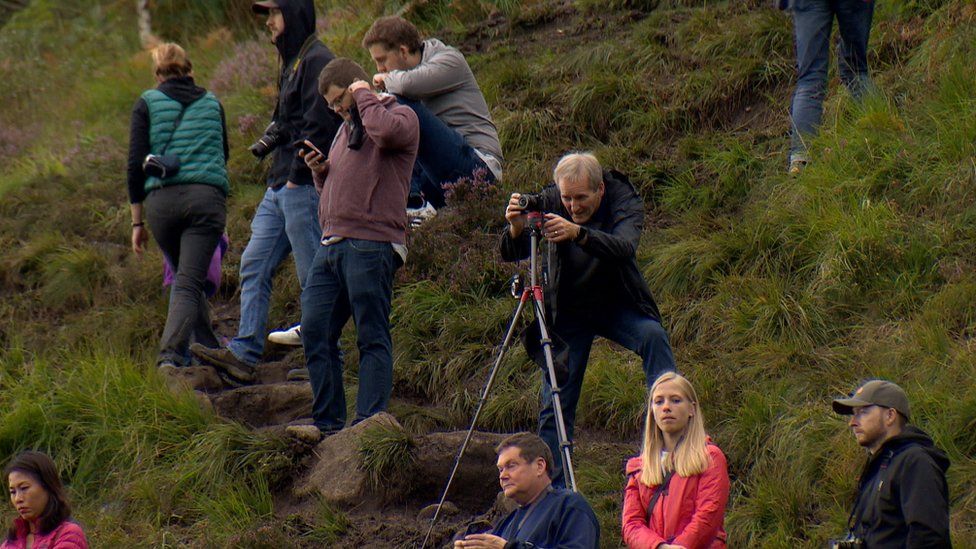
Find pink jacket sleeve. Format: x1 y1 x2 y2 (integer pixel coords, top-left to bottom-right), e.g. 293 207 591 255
52 522 89 549
622 458 667 549
673 446 730 548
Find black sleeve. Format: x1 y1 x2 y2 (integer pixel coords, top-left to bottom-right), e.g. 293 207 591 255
126 97 150 204
576 173 643 260
219 102 229 163
287 49 341 184
899 450 952 547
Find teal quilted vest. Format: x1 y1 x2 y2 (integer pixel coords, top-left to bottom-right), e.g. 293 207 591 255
142 88 228 195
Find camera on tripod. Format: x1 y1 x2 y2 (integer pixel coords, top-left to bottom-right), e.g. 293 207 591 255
517 192 544 212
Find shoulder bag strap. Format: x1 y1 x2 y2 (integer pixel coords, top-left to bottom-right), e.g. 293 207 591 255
646 469 676 519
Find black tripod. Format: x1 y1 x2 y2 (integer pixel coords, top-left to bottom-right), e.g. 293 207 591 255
421 212 577 548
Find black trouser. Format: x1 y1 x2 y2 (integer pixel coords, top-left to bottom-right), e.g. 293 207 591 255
145 184 226 366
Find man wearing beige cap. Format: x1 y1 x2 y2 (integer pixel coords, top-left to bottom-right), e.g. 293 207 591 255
831 380 951 548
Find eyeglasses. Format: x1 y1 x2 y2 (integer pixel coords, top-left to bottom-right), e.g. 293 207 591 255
327 89 348 111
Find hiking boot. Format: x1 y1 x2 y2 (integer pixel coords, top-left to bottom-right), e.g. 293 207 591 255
156 360 179 376
788 158 808 177
189 343 256 382
286 367 310 381
268 325 302 346
407 201 437 228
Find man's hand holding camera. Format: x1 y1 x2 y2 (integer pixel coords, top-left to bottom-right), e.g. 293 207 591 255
505 193 582 243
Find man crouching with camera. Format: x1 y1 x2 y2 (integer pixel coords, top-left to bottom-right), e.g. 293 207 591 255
830 380 951 548
500 152 676 488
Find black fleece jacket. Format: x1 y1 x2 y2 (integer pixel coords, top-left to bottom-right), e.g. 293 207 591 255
499 170 662 324
850 425 952 548
266 0 340 188
126 76 228 204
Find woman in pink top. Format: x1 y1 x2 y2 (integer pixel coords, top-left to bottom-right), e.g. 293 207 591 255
3 452 88 549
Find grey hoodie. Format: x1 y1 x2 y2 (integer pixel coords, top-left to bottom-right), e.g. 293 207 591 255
382 38 503 162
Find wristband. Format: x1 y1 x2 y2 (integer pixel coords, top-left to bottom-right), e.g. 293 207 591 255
573 226 587 243
132 222 144 227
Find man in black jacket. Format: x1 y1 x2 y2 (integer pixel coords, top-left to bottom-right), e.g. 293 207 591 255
192 0 340 381
500 152 675 487
832 380 952 547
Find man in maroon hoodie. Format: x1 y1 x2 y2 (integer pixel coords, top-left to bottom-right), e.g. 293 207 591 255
294 58 418 439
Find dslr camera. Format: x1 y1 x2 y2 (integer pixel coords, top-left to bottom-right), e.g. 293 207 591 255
828 537 864 549
249 122 285 158
517 192 544 212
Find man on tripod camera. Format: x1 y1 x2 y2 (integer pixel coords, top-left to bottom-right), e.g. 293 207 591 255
500 152 676 488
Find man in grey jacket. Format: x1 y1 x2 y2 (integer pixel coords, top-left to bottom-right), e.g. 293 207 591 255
363 15 503 222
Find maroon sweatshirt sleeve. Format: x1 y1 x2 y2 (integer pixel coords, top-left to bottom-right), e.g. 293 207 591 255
352 88 419 151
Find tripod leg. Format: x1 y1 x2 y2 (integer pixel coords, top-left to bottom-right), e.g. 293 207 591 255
531 298 578 493
421 295 529 549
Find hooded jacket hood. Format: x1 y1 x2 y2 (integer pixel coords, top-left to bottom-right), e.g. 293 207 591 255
273 0 316 62
875 425 950 473
157 76 207 105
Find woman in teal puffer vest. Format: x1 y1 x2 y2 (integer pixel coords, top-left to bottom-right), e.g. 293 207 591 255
125 42 229 369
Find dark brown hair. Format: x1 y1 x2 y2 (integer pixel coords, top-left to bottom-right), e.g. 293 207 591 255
317 58 370 96
4 451 72 539
495 432 554 478
361 15 422 53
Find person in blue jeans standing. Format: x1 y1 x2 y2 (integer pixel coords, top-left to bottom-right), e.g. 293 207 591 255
286 58 418 441
500 153 676 488
783 0 875 175
191 0 340 382
362 16 504 225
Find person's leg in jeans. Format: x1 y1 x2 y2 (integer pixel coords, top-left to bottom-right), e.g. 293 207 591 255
281 184 321 289
396 96 494 209
596 307 676 388
339 239 397 423
147 185 226 366
538 314 594 489
301 243 350 432
836 0 875 100
228 187 292 365
789 0 834 164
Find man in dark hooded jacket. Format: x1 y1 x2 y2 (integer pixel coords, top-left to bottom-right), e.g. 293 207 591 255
832 380 952 548
500 152 675 488
193 0 340 382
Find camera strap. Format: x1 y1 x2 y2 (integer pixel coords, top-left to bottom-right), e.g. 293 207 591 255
847 448 895 536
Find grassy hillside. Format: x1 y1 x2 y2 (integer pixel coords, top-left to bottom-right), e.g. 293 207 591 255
0 0 974 546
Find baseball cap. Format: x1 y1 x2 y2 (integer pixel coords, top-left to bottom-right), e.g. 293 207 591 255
252 1 277 14
832 380 910 421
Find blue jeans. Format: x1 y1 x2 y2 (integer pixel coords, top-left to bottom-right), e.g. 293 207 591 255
228 184 320 365
538 307 676 488
789 0 875 161
301 239 397 431
396 97 495 209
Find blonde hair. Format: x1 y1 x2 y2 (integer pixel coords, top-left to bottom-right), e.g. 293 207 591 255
152 43 192 80
639 372 710 487
552 152 602 191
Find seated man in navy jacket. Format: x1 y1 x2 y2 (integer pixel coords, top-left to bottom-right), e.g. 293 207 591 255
455 432 599 549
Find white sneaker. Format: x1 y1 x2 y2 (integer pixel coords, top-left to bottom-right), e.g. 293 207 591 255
268 325 302 346
407 201 437 228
